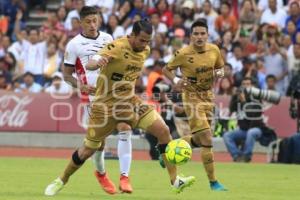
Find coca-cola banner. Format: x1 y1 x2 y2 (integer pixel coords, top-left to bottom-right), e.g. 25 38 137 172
0 91 297 137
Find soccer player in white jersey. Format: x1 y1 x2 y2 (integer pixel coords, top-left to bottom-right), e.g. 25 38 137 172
45 6 133 195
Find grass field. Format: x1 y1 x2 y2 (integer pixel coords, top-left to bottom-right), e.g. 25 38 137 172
0 157 299 200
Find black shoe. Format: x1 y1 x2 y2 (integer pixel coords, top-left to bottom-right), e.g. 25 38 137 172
242 155 251 163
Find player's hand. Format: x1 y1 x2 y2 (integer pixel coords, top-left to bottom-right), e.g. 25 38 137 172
97 57 110 68
80 84 96 95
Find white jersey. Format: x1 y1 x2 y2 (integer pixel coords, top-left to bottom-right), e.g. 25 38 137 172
64 31 113 102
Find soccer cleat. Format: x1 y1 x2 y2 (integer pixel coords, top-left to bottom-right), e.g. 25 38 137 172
44 178 64 196
172 175 196 193
94 171 117 194
119 175 133 193
158 154 166 168
210 181 228 191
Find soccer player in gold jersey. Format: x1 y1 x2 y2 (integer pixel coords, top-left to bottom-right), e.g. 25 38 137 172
44 19 195 196
163 19 227 191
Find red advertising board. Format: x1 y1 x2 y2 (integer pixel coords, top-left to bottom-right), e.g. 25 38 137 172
0 91 297 137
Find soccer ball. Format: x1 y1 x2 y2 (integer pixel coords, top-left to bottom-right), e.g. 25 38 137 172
165 139 192 165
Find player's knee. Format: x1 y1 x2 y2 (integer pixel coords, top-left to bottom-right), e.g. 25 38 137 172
72 147 94 166
157 125 172 143
119 130 131 141
78 147 95 161
117 123 131 131
98 141 105 151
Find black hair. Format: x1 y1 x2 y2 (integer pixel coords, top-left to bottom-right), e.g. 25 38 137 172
79 6 98 19
191 18 208 33
242 77 253 83
266 74 276 81
224 62 233 70
132 19 153 35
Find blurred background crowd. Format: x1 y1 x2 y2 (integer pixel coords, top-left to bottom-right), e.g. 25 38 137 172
0 0 300 96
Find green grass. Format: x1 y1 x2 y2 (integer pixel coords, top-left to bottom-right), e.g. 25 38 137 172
0 157 299 200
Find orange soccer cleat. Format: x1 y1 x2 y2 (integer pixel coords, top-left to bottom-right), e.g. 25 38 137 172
94 171 117 195
119 175 133 193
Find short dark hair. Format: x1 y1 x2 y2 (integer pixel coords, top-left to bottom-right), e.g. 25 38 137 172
132 19 153 35
191 19 208 33
79 6 98 19
242 77 253 83
266 74 276 81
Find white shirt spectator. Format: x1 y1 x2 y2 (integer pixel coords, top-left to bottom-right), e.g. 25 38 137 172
227 56 243 74
19 82 43 93
112 26 126 39
21 40 47 75
260 8 287 28
153 23 168 35
258 0 284 11
45 81 72 94
64 10 80 31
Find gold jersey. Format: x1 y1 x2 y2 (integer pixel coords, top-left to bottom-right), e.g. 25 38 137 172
93 36 150 110
166 43 224 92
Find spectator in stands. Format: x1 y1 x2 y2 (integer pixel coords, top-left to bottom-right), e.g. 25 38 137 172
2 0 26 36
43 42 62 81
258 0 284 12
45 72 72 95
287 42 300 76
265 74 277 90
0 69 12 91
64 0 84 30
284 21 299 44
181 0 195 31
116 0 132 27
285 1 300 30
148 0 173 28
215 1 238 35
57 6 67 25
260 0 287 29
227 43 244 73
150 12 168 35
196 0 218 34
18 72 42 93
235 29 257 57
14 10 48 85
124 0 147 28
217 77 234 96
238 0 259 38
107 14 125 39
263 39 288 94
221 30 233 52
223 77 266 162
234 57 260 88
166 13 186 41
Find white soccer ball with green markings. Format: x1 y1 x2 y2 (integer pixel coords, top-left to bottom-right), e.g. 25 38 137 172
165 139 192 165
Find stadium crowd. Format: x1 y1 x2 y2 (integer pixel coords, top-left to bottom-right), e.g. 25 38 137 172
0 0 299 96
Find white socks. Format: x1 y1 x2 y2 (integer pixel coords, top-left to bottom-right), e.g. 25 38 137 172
93 150 106 174
93 130 132 176
118 130 132 177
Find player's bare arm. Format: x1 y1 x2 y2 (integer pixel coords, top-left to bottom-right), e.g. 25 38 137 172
86 55 112 71
63 65 96 95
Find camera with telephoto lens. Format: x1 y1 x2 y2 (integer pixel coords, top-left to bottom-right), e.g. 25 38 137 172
239 86 281 104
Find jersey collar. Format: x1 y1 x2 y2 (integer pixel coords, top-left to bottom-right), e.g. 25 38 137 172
80 31 100 40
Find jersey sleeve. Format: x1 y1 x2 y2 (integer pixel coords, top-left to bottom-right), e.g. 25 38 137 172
64 41 77 67
214 46 224 69
166 50 183 70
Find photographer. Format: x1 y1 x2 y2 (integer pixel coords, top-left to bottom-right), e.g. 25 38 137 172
223 77 277 162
